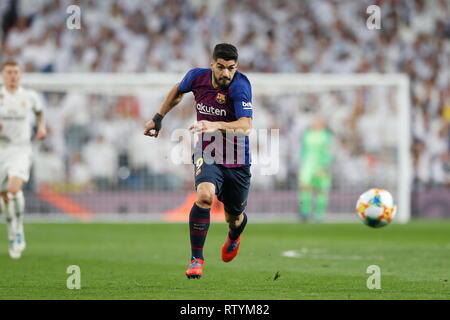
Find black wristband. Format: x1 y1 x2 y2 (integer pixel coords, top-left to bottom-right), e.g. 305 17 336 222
152 113 164 131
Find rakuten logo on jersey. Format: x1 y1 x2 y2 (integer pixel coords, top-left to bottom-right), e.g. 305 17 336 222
196 103 226 117
242 101 252 109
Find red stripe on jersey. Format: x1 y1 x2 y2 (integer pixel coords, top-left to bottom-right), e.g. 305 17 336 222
199 71 210 88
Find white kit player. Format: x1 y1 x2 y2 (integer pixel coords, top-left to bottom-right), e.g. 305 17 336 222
0 60 47 259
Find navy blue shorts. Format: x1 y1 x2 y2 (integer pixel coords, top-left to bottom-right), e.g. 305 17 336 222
194 159 251 216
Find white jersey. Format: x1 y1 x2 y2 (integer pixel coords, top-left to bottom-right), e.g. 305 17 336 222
0 86 43 147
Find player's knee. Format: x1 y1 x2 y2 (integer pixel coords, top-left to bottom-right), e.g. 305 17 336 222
196 192 214 208
225 209 244 226
7 178 24 195
0 192 8 202
7 187 21 195
225 215 240 226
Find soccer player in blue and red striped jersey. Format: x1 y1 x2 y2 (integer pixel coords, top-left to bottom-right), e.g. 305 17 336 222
144 43 253 279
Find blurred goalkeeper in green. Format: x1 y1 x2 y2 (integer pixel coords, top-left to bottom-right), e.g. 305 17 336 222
298 116 333 222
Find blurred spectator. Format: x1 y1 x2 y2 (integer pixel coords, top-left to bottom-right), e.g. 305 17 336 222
82 134 119 189
33 143 65 185
68 152 92 186
61 92 91 155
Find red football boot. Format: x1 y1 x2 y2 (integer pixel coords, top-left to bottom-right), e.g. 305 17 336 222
185 258 204 279
222 236 241 262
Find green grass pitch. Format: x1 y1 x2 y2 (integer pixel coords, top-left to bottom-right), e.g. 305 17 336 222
0 220 449 300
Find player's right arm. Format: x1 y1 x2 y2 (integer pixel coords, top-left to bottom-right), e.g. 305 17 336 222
144 68 204 138
144 83 184 138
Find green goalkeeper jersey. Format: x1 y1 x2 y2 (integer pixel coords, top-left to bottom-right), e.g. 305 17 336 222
300 128 333 170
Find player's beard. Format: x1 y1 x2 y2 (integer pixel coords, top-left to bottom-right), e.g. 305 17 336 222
213 73 231 89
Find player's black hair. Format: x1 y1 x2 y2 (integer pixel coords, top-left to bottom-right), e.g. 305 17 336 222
213 43 238 61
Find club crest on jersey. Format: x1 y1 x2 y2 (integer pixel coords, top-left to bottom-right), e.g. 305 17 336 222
215 93 226 104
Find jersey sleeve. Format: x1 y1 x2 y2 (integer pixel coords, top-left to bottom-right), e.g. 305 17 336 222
230 75 253 119
29 90 44 113
178 68 204 93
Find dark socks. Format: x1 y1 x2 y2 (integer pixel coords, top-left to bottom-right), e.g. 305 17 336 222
228 212 248 241
189 203 211 260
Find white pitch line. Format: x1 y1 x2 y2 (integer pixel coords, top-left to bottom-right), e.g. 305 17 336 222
282 249 384 261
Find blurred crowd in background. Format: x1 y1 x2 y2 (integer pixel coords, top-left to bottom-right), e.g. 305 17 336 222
0 0 449 192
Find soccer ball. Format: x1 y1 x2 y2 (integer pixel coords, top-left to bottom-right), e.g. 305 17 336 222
356 188 397 228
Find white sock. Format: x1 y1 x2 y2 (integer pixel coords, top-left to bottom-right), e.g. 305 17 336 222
1 195 16 241
7 191 25 237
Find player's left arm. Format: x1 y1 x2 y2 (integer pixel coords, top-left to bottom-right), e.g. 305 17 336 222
190 75 253 136
317 130 333 177
218 117 252 136
34 111 47 140
31 91 47 140
190 117 252 136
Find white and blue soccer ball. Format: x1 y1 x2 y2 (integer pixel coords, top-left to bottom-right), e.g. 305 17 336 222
356 188 397 228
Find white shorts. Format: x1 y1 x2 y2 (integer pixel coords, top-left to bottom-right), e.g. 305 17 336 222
0 146 32 191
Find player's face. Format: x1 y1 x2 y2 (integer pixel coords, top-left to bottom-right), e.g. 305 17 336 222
313 117 325 130
211 59 237 89
2 65 21 89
